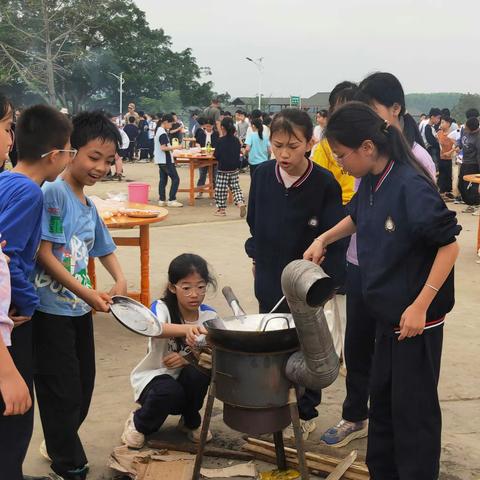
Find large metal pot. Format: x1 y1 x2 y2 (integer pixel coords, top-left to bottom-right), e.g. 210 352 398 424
214 346 297 408
205 314 299 353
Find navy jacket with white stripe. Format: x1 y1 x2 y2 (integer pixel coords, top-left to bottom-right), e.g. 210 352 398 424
245 160 348 312
348 160 461 332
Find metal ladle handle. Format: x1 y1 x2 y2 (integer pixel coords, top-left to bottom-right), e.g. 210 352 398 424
261 315 291 332
222 286 247 317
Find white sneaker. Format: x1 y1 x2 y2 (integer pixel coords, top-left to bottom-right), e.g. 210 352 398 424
121 412 145 449
158 200 167 206
177 417 212 443
195 192 204 199
167 200 183 208
39 440 51 462
472 206 480 216
283 418 317 441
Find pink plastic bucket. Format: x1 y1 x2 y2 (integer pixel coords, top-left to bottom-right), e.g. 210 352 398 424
128 182 150 204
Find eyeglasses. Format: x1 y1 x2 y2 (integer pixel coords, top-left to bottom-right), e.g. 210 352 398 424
332 149 355 165
41 149 78 159
174 284 207 297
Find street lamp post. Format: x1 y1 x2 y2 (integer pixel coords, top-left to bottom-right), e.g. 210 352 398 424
246 57 264 110
109 72 124 120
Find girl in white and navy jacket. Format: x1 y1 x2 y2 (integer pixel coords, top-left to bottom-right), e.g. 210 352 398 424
305 102 461 480
121 254 217 448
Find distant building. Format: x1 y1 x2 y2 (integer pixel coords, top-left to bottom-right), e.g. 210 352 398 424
231 92 330 114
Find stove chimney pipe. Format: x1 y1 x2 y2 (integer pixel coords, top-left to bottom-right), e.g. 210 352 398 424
281 260 339 391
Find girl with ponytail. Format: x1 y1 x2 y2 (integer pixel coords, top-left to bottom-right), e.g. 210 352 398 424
305 102 461 480
357 71 436 180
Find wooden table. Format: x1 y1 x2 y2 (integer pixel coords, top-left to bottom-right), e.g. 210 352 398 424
463 174 480 252
175 153 217 206
88 202 168 307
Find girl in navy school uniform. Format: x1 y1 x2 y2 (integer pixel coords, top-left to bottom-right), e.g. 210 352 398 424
304 102 461 480
245 108 348 441
121 254 216 449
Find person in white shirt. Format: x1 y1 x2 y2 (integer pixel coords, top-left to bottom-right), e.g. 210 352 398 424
121 254 217 448
313 110 328 144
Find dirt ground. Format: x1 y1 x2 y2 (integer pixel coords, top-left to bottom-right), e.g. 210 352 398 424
23 162 480 479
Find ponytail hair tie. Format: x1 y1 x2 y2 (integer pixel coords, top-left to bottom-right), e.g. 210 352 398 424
382 120 391 135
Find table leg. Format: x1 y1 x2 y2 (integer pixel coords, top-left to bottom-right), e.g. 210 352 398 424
139 224 150 307
88 257 96 290
208 163 214 199
477 216 480 254
190 161 195 206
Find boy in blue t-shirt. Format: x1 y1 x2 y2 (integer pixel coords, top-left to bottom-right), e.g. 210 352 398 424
32 111 127 480
0 104 73 480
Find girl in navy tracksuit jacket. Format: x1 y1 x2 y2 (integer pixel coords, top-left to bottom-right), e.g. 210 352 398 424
245 108 347 437
305 102 461 480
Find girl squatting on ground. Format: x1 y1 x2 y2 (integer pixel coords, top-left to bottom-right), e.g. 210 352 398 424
304 102 460 480
122 254 216 449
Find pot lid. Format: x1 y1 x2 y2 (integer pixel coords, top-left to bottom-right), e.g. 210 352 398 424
110 295 162 337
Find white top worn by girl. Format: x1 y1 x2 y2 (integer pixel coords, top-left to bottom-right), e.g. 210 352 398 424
0 243 12 346
130 299 217 401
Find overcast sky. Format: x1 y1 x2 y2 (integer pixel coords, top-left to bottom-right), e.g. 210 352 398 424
135 0 480 98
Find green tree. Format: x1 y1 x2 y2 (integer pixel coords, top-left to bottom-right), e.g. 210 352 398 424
451 94 480 123
0 0 219 112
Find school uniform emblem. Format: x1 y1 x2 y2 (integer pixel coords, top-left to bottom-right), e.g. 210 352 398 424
385 216 395 233
308 217 319 228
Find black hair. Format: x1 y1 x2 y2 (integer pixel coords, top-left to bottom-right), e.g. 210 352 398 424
0 93 13 122
171 112 177 116
429 108 442 117
251 109 262 119
358 72 425 148
235 109 244 115
270 108 313 143
466 117 479 131
161 253 216 325
128 116 135 123
71 111 121 152
203 117 213 126
329 81 357 109
441 116 453 125
317 109 328 118
162 113 174 123
197 116 206 126
221 117 236 136
263 113 272 127
251 118 264 140
441 108 450 117
138 110 145 117
325 102 433 182
420 113 427 117
223 111 232 117
156 112 164 119
16 104 72 162
466 108 479 119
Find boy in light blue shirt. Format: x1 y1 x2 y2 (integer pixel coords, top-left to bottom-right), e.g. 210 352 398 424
32 111 127 480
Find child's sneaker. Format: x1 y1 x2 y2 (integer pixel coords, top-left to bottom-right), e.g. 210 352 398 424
158 200 167 207
472 206 480 216
320 419 368 448
283 418 316 441
167 200 183 208
121 412 145 449
462 205 475 213
177 416 212 443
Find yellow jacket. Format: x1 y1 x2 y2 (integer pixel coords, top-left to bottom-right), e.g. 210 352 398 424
312 139 355 205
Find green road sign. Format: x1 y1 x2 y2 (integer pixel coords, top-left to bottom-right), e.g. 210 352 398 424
290 96 301 107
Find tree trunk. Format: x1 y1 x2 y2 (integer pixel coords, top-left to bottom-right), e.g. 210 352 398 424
41 0 56 106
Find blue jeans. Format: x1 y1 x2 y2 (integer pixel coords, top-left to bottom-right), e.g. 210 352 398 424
159 163 179 201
